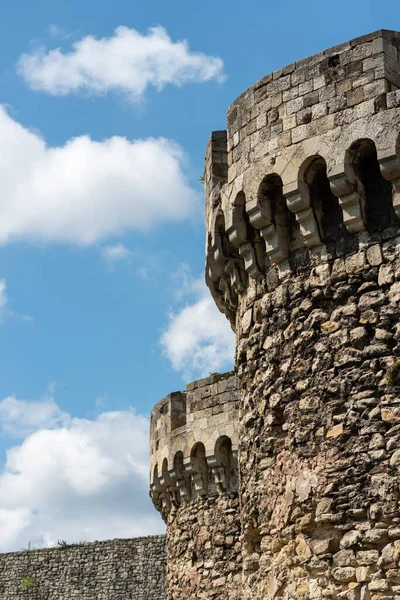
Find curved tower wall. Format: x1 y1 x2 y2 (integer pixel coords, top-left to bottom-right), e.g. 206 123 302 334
205 30 400 600
150 372 242 599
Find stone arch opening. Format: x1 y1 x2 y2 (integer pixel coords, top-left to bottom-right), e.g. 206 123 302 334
160 458 171 511
190 442 209 497
348 138 395 232
232 190 265 276
173 451 186 505
302 156 344 243
215 436 237 491
173 451 184 478
151 463 161 509
233 191 255 241
215 213 239 260
153 463 159 483
258 173 303 261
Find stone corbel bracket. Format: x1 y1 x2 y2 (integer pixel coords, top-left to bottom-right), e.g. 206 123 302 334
246 194 289 272
284 182 322 248
225 194 263 280
206 207 247 323
378 152 400 219
183 459 208 500
328 166 366 233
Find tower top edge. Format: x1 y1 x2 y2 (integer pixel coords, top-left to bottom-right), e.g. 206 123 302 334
227 29 400 116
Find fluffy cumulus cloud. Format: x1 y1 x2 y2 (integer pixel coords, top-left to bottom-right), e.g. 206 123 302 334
0 395 163 552
0 394 67 437
0 106 198 245
17 25 225 100
160 269 235 379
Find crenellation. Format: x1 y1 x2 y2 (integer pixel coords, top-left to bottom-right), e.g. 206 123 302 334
150 371 240 516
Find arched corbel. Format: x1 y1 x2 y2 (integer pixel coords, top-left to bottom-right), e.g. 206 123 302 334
171 451 190 506
328 166 365 233
149 482 162 512
226 191 263 279
150 464 162 511
164 470 180 509
225 192 248 248
207 454 228 495
184 453 207 499
378 148 400 220
347 138 396 232
159 459 172 512
237 242 262 279
205 267 226 316
284 181 322 248
224 259 245 294
211 210 247 293
247 197 288 266
246 174 290 271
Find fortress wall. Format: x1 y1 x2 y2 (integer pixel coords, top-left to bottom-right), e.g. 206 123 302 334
235 235 400 600
0 536 166 600
205 29 400 600
165 493 241 600
150 373 242 599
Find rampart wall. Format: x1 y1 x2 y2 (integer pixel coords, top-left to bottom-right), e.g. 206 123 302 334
0 536 166 600
150 372 242 599
205 29 400 600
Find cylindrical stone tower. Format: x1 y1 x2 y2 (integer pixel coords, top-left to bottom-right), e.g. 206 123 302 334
205 30 400 600
150 372 242 599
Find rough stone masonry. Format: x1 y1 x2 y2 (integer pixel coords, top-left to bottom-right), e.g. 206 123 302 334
203 28 400 600
150 371 242 599
0 536 165 599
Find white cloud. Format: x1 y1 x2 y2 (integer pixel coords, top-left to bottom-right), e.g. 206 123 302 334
0 106 198 245
48 25 73 40
0 395 67 437
17 25 225 100
160 269 235 379
0 396 163 552
102 243 133 265
0 278 32 324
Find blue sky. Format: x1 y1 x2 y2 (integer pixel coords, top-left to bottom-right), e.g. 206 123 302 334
0 0 399 551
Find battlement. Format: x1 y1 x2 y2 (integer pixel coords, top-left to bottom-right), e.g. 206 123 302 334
149 372 239 519
205 30 400 325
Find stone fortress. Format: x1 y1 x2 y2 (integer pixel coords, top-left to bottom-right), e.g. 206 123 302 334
0 28 399 600
151 28 400 600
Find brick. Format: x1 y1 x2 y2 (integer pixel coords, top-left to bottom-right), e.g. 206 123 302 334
347 87 365 107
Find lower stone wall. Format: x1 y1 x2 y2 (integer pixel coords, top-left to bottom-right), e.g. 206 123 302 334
236 235 400 599
166 494 242 600
0 535 166 600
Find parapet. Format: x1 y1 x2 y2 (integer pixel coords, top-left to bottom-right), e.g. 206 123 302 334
149 372 239 520
205 30 400 325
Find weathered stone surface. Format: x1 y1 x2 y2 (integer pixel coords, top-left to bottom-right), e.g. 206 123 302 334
203 28 400 600
0 536 166 600
150 373 241 600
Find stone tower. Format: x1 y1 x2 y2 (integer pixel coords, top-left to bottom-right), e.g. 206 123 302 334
204 29 400 600
150 372 242 599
